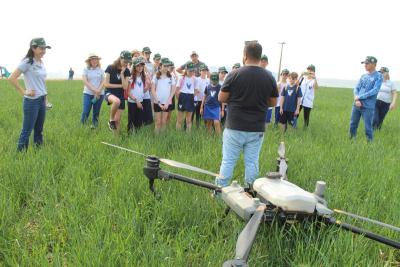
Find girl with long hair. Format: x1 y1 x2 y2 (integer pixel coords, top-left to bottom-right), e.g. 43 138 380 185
104 51 132 132
9 37 51 151
151 59 176 133
80 53 104 128
127 57 146 133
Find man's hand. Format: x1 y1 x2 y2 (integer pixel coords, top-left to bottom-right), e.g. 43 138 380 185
295 109 300 116
389 103 396 110
355 100 362 108
24 89 35 97
280 107 283 115
137 102 143 110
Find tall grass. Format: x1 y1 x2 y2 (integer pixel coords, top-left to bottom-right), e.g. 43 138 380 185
0 80 399 266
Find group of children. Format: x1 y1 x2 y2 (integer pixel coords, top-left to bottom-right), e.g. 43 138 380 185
276 65 319 132
81 47 318 135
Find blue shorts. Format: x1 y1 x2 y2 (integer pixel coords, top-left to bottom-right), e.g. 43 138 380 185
178 93 194 112
203 105 220 120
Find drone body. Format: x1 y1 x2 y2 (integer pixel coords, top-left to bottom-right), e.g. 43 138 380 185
101 141 400 267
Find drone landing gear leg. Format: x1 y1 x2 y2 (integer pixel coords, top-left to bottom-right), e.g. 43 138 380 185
149 178 161 200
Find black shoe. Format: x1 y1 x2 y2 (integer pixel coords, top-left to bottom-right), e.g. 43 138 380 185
108 120 117 131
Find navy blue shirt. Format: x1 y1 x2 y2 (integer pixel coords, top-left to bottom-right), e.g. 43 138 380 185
204 84 221 107
105 65 131 96
281 84 302 112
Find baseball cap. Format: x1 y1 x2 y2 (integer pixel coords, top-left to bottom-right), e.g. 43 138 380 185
142 47 152 53
132 56 145 66
307 64 316 72
186 62 195 71
281 69 290 75
199 64 208 71
361 56 378 64
153 53 161 60
30 37 51 49
261 54 268 61
191 51 198 56
210 72 219 82
161 57 170 65
218 66 228 73
120 50 133 62
232 63 241 69
379 67 389 73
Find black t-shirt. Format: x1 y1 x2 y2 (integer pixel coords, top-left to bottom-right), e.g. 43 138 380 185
105 65 131 95
221 66 278 132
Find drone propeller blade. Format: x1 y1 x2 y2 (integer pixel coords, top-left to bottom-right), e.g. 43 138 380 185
334 209 400 233
102 142 221 178
101 142 147 157
235 204 266 261
159 158 222 178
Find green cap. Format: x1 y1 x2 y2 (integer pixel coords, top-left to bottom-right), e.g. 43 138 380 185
142 46 152 53
232 63 241 69
307 64 315 72
199 64 208 71
120 50 132 62
281 69 290 75
210 72 219 82
218 66 228 73
186 62 195 71
30 37 51 49
379 67 389 73
361 56 377 64
132 56 145 66
161 57 170 65
261 54 268 61
153 53 161 60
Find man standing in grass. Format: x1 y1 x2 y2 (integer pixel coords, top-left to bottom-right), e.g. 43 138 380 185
350 56 383 141
216 41 278 188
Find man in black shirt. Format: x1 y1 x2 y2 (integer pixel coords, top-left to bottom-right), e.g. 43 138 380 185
216 41 278 188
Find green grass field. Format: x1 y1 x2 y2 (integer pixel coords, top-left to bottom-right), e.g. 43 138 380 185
0 80 399 266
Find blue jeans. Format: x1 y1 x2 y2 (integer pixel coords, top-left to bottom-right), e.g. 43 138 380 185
349 105 374 141
17 96 46 151
373 100 390 130
80 93 104 127
216 128 264 187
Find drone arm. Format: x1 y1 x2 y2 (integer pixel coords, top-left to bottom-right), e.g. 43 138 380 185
158 170 222 192
325 217 400 249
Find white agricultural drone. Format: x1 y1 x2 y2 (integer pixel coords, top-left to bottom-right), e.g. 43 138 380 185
102 141 400 267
